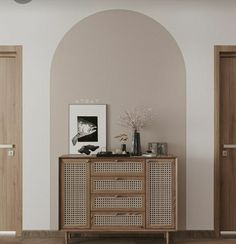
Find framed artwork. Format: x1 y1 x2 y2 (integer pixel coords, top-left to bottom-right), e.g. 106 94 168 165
69 104 107 154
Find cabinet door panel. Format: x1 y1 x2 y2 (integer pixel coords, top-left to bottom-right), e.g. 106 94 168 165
60 159 90 229
146 159 177 229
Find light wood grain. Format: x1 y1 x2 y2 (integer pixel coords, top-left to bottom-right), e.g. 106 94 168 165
0 46 22 236
59 156 177 244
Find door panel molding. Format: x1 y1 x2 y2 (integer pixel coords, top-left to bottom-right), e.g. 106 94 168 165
214 45 236 236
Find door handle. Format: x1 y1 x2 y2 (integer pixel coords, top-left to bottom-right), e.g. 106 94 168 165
0 144 15 149
223 144 236 149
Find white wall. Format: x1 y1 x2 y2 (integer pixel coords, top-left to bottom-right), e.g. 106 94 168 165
1 0 235 230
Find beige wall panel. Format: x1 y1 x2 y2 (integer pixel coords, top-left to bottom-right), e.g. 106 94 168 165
50 10 186 229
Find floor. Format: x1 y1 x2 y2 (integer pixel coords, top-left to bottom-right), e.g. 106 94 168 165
0 238 236 244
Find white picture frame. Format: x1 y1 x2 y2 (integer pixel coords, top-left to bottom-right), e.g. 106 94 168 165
69 104 107 154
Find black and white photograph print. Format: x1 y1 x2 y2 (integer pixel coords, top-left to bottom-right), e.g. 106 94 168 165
69 104 106 154
72 116 98 144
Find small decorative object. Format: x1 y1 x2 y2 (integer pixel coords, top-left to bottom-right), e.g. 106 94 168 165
69 104 106 154
96 151 113 157
121 144 126 154
78 145 99 155
148 142 158 155
119 108 153 156
148 142 168 156
97 151 130 157
114 133 128 154
142 151 157 157
132 130 141 156
159 143 168 155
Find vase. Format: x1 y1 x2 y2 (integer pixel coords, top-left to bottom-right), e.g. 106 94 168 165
132 130 142 156
121 143 126 153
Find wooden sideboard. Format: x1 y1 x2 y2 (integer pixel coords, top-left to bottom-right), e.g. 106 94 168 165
59 155 177 244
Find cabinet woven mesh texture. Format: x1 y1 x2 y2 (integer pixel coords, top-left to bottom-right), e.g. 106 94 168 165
93 213 143 227
148 161 174 226
64 162 88 226
93 179 144 192
93 161 144 174
93 196 143 209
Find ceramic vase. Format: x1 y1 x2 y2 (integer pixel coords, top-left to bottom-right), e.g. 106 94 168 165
132 130 142 156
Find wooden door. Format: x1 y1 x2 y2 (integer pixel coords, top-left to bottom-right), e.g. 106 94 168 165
220 51 236 231
0 46 22 235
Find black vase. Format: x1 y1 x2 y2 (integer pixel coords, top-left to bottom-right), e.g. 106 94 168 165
121 143 126 152
132 130 142 156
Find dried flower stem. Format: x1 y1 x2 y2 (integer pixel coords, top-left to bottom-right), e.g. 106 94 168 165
119 108 153 131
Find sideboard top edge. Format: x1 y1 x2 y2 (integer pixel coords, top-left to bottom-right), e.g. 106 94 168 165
59 154 177 159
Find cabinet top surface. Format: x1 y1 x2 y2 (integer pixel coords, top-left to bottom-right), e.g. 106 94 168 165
60 154 176 159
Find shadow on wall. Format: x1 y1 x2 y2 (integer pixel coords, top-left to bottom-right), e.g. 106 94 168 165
50 9 186 230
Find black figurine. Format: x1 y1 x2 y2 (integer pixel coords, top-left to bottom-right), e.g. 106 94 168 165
78 145 99 155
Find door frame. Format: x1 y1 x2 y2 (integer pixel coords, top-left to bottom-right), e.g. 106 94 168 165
214 45 236 236
0 46 22 236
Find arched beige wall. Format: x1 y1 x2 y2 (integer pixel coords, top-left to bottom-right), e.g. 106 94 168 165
50 9 186 229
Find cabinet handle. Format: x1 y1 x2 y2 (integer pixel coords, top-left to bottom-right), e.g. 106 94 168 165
115 177 122 180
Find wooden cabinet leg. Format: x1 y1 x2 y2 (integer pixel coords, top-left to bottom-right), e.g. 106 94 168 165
165 232 169 244
65 232 68 244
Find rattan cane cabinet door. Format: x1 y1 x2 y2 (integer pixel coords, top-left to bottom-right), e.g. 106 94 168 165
60 159 90 229
146 159 177 230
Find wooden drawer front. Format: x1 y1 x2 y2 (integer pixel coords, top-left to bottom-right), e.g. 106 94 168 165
91 177 144 193
91 160 145 176
91 195 145 211
92 212 144 228
146 159 176 229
